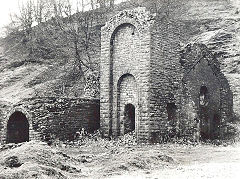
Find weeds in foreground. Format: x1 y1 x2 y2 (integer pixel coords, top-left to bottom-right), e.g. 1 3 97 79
46 127 240 149
50 130 137 148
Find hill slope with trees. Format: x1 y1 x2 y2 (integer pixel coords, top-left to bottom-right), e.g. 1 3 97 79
0 0 240 117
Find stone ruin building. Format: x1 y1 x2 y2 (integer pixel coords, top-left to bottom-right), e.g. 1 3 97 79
100 8 233 143
0 98 99 144
0 7 233 144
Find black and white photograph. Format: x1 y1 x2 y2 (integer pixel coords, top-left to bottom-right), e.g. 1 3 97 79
0 0 240 178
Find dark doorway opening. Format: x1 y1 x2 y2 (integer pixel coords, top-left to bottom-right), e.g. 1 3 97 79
124 104 135 133
211 113 220 139
200 86 208 107
166 103 177 137
199 86 210 140
199 108 209 140
7 111 29 143
166 103 177 123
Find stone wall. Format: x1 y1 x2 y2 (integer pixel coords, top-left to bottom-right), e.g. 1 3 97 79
0 101 12 143
180 43 233 140
100 7 233 143
0 97 100 143
148 15 184 142
100 8 154 142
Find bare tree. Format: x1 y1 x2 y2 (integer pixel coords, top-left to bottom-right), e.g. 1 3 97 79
125 0 173 15
6 0 57 58
97 0 115 8
51 0 105 76
15 0 35 56
34 0 55 25
6 0 115 96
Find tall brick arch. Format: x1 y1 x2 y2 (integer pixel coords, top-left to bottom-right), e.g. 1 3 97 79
100 8 155 142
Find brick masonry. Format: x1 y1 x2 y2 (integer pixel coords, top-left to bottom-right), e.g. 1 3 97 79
0 7 234 144
100 8 155 142
0 97 99 144
180 43 233 139
100 7 233 143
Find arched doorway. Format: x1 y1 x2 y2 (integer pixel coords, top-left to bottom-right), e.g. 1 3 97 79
199 86 210 140
211 113 220 139
117 74 137 135
166 103 177 137
167 103 177 124
7 111 29 143
124 104 135 133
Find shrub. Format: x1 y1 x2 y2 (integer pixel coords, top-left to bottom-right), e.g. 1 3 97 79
4 156 22 168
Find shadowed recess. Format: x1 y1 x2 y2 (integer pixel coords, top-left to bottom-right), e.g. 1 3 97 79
7 111 29 143
124 104 135 133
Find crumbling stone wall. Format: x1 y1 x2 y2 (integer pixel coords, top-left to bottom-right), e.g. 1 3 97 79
0 97 100 143
100 7 233 143
180 43 233 140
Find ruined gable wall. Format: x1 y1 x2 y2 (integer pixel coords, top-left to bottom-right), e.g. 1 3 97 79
180 44 233 139
183 59 221 112
181 59 221 138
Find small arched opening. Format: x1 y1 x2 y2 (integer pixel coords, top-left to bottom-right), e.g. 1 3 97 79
124 104 135 134
166 103 177 123
7 111 29 143
199 86 209 107
166 103 177 138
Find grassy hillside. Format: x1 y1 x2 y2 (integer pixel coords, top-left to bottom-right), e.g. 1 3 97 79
0 0 240 116
182 0 240 116
0 25 88 105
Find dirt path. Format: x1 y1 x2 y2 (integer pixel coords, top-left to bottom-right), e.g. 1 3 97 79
108 144 240 179
1 141 240 178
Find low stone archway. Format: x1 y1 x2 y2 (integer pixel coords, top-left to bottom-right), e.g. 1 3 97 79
7 111 29 143
124 104 135 133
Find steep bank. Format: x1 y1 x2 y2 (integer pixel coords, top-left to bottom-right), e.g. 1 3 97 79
0 0 239 115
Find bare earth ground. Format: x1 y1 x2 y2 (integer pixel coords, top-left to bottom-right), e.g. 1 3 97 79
109 144 240 179
1 137 240 179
